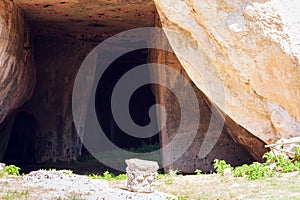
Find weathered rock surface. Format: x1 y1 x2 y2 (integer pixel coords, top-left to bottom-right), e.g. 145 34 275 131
0 0 299 173
22 36 96 163
0 0 156 163
14 0 156 41
0 0 35 159
149 29 255 172
126 158 159 193
154 0 300 157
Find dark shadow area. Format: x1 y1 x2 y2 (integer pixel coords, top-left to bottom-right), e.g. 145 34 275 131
94 48 160 150
3 111 36 165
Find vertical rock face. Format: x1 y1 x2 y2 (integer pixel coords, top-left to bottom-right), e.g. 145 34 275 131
149 16 255 173
22 36 96 163
0 0 157 164
154 0 300 158
0 0 35 159
1 0 298 172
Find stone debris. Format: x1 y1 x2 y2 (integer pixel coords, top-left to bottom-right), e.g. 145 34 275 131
0 163 5 171
23 170 172 200
265 137 300 160
126 158 159 193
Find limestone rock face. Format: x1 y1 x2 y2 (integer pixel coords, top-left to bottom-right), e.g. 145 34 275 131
149 29 255 172
154 0 300 153
0 0 35 159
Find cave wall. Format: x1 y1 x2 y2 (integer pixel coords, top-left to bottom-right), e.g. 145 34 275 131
0 0 35 160
153 0 300 152
149 15 255 173
21 36 96 163
0 0 298 173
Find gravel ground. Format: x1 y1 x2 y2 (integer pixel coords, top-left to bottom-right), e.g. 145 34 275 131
2 169 299 199
0 170 173 200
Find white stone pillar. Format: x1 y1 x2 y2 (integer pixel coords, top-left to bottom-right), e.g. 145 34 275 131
125 158 159 193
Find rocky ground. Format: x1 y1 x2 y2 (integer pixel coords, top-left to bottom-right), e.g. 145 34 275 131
0 169 300 200
0 170 172 200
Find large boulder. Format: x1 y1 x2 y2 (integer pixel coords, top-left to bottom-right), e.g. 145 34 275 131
154 0 300 158
0 0 35 159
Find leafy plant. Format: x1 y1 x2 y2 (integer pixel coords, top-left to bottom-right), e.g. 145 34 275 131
194 169 202 175
263 152 277 164
246 162 273 180
213 159 233 174
215 149 300 180
233 164 249 177
4 165 20 176
294 147 300 155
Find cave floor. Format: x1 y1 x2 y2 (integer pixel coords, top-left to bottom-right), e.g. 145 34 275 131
17 160 120 175
0 171 299 199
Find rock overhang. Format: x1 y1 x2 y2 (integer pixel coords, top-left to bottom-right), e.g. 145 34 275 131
14 0 156 40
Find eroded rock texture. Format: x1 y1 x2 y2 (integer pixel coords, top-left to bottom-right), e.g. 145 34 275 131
126 158 159 193
22 36 96 163
154 0 300 160
0 0 299 173
0 0 35 160
149 19 254 172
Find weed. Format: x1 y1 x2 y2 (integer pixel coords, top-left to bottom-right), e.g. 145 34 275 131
194 169 202 175
177 196 188 200
62 169 73 175
215 150 300 180
246 162 273 180
213 159 233 174
4 165 20 176
167 169 181 176
86 171 127 181
233 164 249 177
2 190 29 200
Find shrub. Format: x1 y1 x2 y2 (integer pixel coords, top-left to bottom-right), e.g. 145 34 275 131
213 159 233 174
215 150 300 180
4 165 20 176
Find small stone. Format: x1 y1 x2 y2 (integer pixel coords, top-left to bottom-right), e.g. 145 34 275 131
222 168 233 177
125 158 159 193
0 163 5 171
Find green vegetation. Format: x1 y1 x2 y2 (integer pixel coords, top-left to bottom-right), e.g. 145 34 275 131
213 159 233 174
194 169 202 175
2 190 29 200
62 169 74 175
86 170 127 181
78 142 160 163
126 142 160 153
0 165 21 177
214 148 300 180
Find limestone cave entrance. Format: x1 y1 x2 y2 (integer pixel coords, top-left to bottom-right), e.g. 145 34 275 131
0 0 257 174
1 0 159 171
